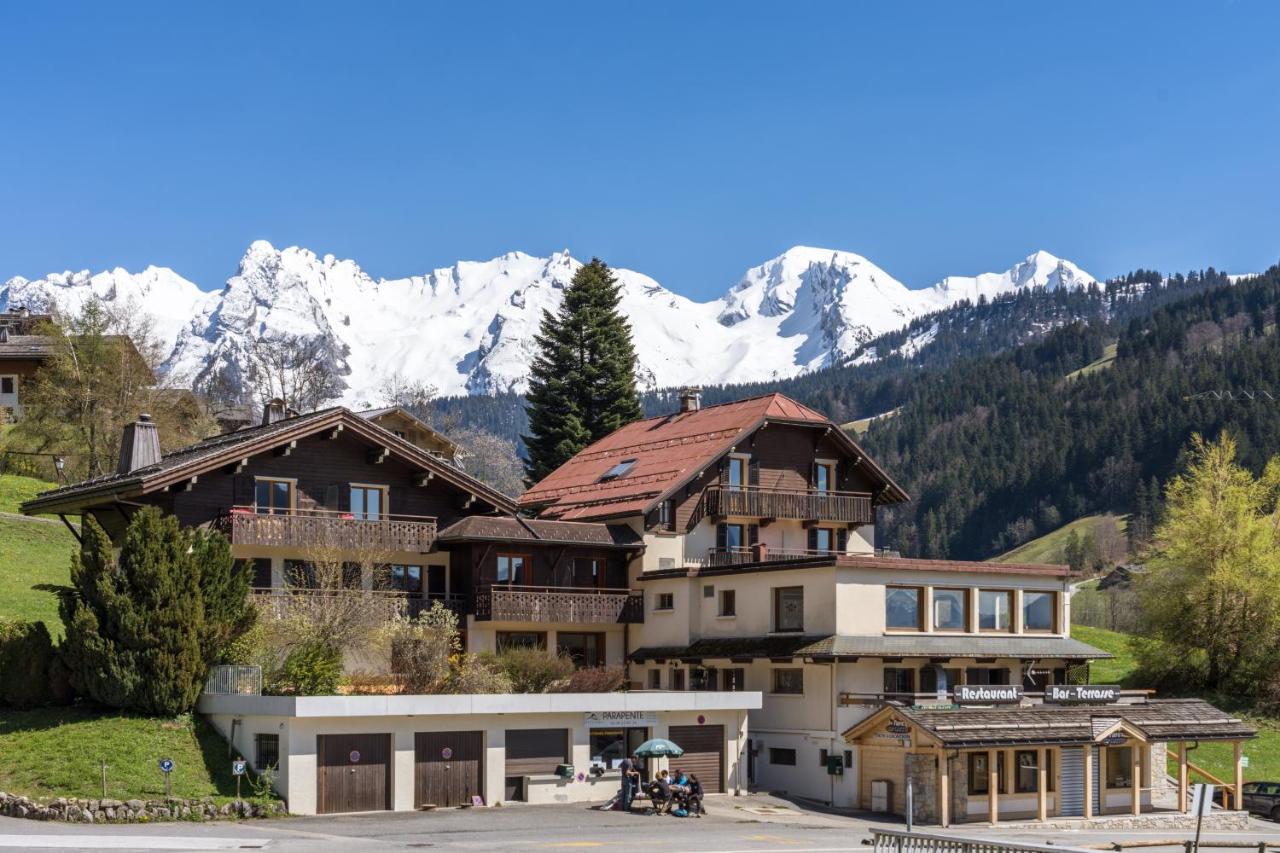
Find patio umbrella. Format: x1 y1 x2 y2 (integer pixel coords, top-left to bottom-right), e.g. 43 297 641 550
634 738 684 758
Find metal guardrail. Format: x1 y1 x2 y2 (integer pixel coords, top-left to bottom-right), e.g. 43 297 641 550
204 664 262 695
869 829 1097 853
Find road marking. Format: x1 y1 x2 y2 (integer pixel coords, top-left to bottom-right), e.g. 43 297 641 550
539 845 607 849
0 836 270 850
676 848 863 853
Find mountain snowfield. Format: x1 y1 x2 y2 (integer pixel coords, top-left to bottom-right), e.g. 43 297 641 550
0 243 1095 403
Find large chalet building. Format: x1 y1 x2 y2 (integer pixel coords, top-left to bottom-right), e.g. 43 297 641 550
25 389 1254 824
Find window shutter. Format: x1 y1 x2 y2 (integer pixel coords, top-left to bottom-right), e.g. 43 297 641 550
810 462 818 489
388 485 406 516
336 484 351 512
748 524 759 546
837 528 848 552
807 527 818 551
749 460 760 487
716 523 727 550
324 484 339 510
233 474 254 506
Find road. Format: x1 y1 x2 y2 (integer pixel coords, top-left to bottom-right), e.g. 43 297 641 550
2 795 1280 852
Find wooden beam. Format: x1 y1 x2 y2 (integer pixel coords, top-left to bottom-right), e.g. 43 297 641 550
57 513 82 545
1235 741 1245 812
1178 741 1189 814
1037 747 1047 822
274 440 296 458
988 749 999 826
326 424 343 440
413 471 434 487
366 446 389 464
169 475 198 493
225 457 249 475
1083 747 1093 820
1131 744 1141 816
937 749 949 828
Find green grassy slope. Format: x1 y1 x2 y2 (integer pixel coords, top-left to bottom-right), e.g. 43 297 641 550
0 708 278 804
992 514 1127 565
1071 624 1138 686
1064 341 1118 381
0 515 75 634
0 473 56 514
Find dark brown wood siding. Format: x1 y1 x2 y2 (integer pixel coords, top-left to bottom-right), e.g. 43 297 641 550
459 544 628 589
504 728 569 779
415 730 484 808
316 733 392 813
668 724 725 793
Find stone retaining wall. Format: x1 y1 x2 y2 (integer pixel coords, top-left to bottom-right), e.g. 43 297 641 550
0 791 287 823
1016 809 1251 831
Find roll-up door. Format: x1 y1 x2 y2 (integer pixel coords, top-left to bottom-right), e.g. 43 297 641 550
668 725 725 794
504 728 569 801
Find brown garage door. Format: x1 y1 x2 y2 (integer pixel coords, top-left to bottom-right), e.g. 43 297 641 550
505 728 568 800
415 730 484 808
317 733 392 814
669 725 725 793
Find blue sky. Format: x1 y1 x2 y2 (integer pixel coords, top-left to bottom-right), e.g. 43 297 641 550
1 1 1277 299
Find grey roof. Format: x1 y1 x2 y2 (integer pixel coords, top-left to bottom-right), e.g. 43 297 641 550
630 633 1109 663
865 699 1256 747
0 334 54 359
438 515 644 549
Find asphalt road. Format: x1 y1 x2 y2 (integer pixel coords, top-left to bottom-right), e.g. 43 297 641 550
3 795 1280 852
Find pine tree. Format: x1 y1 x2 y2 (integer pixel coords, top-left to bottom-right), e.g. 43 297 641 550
523 258 643 484
59 508 252 716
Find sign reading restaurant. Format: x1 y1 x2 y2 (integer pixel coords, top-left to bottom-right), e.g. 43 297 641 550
1045 684 1121 704
954 685 1022 705
584 711 659 729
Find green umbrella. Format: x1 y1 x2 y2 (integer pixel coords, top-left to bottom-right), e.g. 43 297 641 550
634 738 684 758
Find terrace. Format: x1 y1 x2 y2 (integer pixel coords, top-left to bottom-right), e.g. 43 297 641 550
227 506 438 554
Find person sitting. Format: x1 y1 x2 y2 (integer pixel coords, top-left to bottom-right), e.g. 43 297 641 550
686 774 705 817
649 770 672 814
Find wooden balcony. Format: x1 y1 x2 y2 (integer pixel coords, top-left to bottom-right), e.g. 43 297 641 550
473 584 644 624
701 487 872 525
249 588 466 621
227 506 437 553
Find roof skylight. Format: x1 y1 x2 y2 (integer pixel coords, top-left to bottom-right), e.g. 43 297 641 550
598 458 637 482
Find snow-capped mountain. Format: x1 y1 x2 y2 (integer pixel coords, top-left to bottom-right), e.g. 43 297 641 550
0 243 1095 403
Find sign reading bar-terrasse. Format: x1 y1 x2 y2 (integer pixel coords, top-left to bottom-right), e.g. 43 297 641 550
584 711 659 729
1045 684 1121 704
954 685 1022 705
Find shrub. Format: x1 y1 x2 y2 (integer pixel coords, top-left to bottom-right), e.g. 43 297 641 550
450 653 513 694
385 603 461 693
553 665 627 694
276 640 343 695
492 647 575 693
341 671 403 695
0 620 62 708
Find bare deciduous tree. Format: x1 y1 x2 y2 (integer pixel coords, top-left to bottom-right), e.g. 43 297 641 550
242 333 345 414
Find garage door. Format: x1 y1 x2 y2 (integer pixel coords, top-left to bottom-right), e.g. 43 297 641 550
669 725 725 794
415 731 484 808
317 733 392 814
505 728 569 800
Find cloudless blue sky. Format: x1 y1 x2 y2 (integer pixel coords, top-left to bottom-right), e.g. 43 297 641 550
1 1 1278 299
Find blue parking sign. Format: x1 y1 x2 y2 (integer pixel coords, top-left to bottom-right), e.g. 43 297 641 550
159 758 174 773
232 760 247 776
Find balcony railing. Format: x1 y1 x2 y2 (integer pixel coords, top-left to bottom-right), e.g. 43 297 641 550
473 584 644 624
249 587 466 621
701 486 872 525
837 689 1154 707
704 545 842 568
227 506 438 553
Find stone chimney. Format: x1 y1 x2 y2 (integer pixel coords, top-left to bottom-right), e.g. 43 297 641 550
118 414 162 474
678 387 703 413
262 398 288 425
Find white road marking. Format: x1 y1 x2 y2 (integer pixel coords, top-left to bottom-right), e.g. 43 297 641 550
0 836 270 850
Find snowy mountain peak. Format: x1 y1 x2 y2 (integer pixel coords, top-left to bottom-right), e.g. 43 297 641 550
0 243 1096 402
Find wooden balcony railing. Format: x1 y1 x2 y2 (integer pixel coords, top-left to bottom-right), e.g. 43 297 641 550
473 584 644 624
704 545 841 568
227 506 437 553
249 587 466 621
700 487 872 525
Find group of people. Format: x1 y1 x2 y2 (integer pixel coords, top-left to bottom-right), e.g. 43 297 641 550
616 755 704 817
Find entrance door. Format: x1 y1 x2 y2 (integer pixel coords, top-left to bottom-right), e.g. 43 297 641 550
316 733 392 814
415 731 483 808
505 728 569 801
668 725 725 793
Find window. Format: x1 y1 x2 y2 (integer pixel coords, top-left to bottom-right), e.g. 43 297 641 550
813 461 835 493
883 667 915 696
0 377 13 395
496 553 528 584
254 733 279 771
886 587 923 630
658 557 676 570
919 666 961 694
812 527 834 553
968 752 1002 795
769 747 797 766
719 589 736 617
388 564 423 593
658 499 674 531
647 669 662 689
703 585 715 598
672 668 686 691
496 631 546 651
726 456 747 490
965 667 1010 685
254 478 293 514
979 590 1013 632
723 523 746 550
1106 746 1134 788
772 668 804 695
654 592 674 611
599 458 637 482
349 485 385 520
690 667 717 691
1014 750 1055 793
572 557 602 588
1023 591 1057 632
557 632 605 668
723 668 745 691
773 586 804 632
818 748 829 767
932 588 968 631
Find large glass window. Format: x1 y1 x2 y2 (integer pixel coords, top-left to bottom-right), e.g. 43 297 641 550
1014 750 1055 793
932 588 968 631
979 590 1013 632
557 632 605 668
886 587 923 630
968 752 1003 795
350 485 385 520
773 586 804 632
726 456 747 490
388 564 423 593
1023 591 1056 632
772 668 803 695
1106 746 1134 788
590 728 647 769
814 461 835 493
254 478 293 514
496 553 528 584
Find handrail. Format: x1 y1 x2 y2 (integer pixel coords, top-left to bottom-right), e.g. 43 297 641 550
869 829 1097 853
1168 746 1237 810
229 505 438 523
484 583 636 595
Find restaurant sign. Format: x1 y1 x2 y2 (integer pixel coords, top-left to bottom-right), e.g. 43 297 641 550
1045 685 1121 704
954 685 1023 705
584 711 659 729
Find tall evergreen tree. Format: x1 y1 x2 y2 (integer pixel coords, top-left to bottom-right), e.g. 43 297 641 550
523 258 643 483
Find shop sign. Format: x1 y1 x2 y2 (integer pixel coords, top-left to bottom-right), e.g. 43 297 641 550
1045 684 1121 704
584 711 658 729
955 684 1022 705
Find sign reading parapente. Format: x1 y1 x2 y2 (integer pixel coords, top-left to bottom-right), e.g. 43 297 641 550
584 711 659 729
1045 685 1121 704
954 685 1022 705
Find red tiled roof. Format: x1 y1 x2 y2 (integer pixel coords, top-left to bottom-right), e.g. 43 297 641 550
519 393 909 521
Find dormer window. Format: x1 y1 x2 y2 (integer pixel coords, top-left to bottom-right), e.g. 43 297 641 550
599 459 637 482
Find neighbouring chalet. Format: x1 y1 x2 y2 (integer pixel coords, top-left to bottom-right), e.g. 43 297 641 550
519 389 1255 823
0 307 55 419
